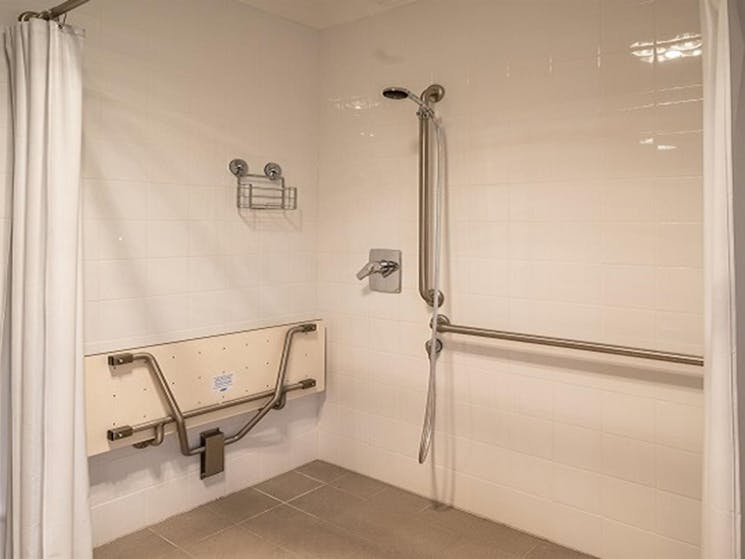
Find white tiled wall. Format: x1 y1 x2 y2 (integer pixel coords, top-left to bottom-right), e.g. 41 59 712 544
78 0 319 356
316 1 704 558
0 0 321 546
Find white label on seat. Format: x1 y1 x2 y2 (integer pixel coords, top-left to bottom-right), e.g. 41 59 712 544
212 372 234 393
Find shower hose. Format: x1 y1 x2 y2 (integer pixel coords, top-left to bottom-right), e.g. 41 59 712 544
419 118 445 464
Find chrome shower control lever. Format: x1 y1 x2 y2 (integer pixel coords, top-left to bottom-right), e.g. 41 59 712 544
356 249 402 293
356 261 375 280
356 259 398 280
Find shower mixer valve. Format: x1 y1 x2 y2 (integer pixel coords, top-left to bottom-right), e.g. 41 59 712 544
356 249 402 293
356 259 398 280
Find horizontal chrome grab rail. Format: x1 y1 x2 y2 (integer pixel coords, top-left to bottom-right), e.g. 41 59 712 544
435 315 703 367
106 323 318 453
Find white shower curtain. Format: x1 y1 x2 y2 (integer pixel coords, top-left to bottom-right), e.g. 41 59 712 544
701 0 743 557
1 20 91 559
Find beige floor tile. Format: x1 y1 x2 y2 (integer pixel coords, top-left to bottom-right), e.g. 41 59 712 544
525 542 598 559
295 494 462 559
295 460 350 483
401 514 465 555
441 540 521 559
107 462 596 559
209 487 281 522
185 525 297 559
419 505 542 557
93 529 177 559
366 486 432 514
159 551 192 559
342 538 398 559
301 490 404 540
150 504 234 546
374 515 463 559
330 472 388 499
244 505 374 558
291 485 364 520
255 471 323 502
319 502 394 543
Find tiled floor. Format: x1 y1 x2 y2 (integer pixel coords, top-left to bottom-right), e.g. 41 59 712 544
94 461 597 559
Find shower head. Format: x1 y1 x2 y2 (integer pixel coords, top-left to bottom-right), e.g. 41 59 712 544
382 86 414 100
382 84 445 117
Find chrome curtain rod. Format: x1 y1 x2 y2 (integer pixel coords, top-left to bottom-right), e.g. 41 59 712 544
18 0 90 21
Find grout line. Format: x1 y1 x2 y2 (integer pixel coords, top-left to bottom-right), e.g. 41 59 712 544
283 483 326 503
417 502 436 513
297 471 348 484
145 528 198 559
252 486 288 502
146 527 178 545
293 470 331 483
293 464 350 484
283 500 323 519
234 501 285 525
521 542 540 559
225 519 304 558
253 480 328 505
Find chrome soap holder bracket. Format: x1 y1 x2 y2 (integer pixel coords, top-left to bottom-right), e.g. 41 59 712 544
229 158 298 210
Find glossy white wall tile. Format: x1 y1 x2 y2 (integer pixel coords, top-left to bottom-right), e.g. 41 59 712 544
316 1 704 557
76 0 320 357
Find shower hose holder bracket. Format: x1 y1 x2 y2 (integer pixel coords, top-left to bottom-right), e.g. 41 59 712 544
425 338 443 356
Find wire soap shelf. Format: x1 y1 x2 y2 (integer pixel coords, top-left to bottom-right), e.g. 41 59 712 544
229 158 297 210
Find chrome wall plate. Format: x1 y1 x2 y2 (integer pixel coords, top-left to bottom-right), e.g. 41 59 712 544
368 249 401 293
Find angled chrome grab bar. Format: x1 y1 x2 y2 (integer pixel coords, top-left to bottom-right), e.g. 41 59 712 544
434 316 703 367
106 323 318 453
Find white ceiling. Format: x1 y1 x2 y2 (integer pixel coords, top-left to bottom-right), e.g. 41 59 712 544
238 0 416 29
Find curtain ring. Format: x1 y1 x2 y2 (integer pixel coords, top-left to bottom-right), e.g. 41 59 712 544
18 11 40 21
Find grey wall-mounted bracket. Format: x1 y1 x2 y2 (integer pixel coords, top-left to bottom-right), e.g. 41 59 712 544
200 429 225 479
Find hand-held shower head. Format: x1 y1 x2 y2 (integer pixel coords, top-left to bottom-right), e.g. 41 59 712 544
382 86 412 100
382 85 445 118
